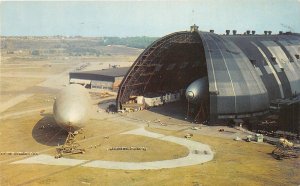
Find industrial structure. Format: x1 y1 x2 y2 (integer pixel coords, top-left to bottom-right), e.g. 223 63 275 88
69 67 129 91
117 25 300 133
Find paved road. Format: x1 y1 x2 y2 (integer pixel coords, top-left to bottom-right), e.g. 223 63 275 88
12 127 214 170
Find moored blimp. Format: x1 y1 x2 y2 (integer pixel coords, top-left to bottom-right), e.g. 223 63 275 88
186 77 208 104
53 84 91 132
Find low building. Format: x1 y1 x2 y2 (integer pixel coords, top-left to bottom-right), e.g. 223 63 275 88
121 91 183 111
69 67 129 91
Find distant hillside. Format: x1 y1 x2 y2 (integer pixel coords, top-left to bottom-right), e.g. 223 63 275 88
0 36 159 57
102 37 159 49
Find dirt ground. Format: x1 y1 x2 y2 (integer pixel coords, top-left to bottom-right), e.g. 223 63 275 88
0 50 299 186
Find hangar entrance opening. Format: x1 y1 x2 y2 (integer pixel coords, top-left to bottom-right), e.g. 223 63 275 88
117 31 209 122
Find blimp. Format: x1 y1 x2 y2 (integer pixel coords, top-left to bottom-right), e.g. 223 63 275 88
186 77 208 104
53 84 91 132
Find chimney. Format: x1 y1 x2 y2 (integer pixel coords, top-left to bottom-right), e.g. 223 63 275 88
233 30 237 35
252 30 256 35
190 24 199 32
226 30 230 35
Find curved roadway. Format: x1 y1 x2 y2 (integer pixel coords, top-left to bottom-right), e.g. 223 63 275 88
12 127 214 170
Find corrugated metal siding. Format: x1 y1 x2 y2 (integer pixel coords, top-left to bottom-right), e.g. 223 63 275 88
228 34 300 100
199 32 269 119
262 41 300 94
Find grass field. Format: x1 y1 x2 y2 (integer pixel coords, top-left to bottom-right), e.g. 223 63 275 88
1 124 298 186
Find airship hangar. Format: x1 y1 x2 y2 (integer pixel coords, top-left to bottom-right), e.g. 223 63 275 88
117 25 300 134
1 26 300 185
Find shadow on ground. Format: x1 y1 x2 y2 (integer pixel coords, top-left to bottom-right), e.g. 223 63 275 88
32 114 68 146
147 101 188 121
97 98 116 110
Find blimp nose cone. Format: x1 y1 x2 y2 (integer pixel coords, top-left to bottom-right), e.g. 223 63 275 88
53 84 91 132
60 110 81 124
185 77 208 104
186 91 194 99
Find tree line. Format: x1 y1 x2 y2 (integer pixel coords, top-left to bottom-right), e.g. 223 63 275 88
102 36 159 49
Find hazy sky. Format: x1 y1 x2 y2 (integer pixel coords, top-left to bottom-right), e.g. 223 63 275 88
1 0 300 37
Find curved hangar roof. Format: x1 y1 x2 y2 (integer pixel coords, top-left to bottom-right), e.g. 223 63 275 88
117 30 300 120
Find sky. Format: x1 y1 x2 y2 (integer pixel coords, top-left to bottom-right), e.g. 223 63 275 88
1 0 300 37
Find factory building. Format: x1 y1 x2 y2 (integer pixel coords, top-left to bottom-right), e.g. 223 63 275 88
69 67 129 91
117 25 300 133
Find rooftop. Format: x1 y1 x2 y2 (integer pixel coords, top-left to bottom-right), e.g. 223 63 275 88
71 67 130 77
